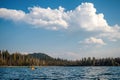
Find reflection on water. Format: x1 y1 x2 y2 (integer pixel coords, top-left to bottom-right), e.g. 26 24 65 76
0 66 120 80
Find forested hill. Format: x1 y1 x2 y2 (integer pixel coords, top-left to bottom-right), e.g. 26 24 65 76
28 53 54 60
0 50 120 66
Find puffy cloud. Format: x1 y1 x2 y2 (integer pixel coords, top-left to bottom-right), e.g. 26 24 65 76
66 3 112 32
0 8 25 21
80 37 106 45
24 6 68 30
99 24 120 42
0 6 68 30
0 2 112 31
0 2 120 42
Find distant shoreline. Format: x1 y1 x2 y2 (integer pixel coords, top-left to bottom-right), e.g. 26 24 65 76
0 66 120 67
0 50 120 66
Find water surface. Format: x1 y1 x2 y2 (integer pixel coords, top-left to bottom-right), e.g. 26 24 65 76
0 66 120 80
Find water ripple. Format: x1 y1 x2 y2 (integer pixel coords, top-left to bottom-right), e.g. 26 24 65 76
0 66 120 80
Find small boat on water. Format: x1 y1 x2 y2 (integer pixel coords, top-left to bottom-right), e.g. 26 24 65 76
29 66 36 70
31 66 35 70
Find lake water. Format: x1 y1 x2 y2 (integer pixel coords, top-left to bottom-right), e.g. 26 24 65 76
0 66 120 80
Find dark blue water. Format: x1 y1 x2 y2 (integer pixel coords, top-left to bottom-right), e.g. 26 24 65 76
0 66 120 80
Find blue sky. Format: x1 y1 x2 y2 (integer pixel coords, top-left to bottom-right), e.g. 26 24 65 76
0 0 120 60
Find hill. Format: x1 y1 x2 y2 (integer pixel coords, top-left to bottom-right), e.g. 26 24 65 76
28 53 54 60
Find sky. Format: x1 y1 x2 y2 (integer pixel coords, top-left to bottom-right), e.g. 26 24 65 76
0 0 120 60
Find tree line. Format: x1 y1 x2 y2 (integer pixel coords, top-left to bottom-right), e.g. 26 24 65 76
0 50 120 66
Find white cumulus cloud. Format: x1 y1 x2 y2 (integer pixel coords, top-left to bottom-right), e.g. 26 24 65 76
0 2 120 42
0 6 68 30
65 3 112 32
24 6 68 30
80 37 106 45
0 8 25 21
99 24 120 42
0 2 112 31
